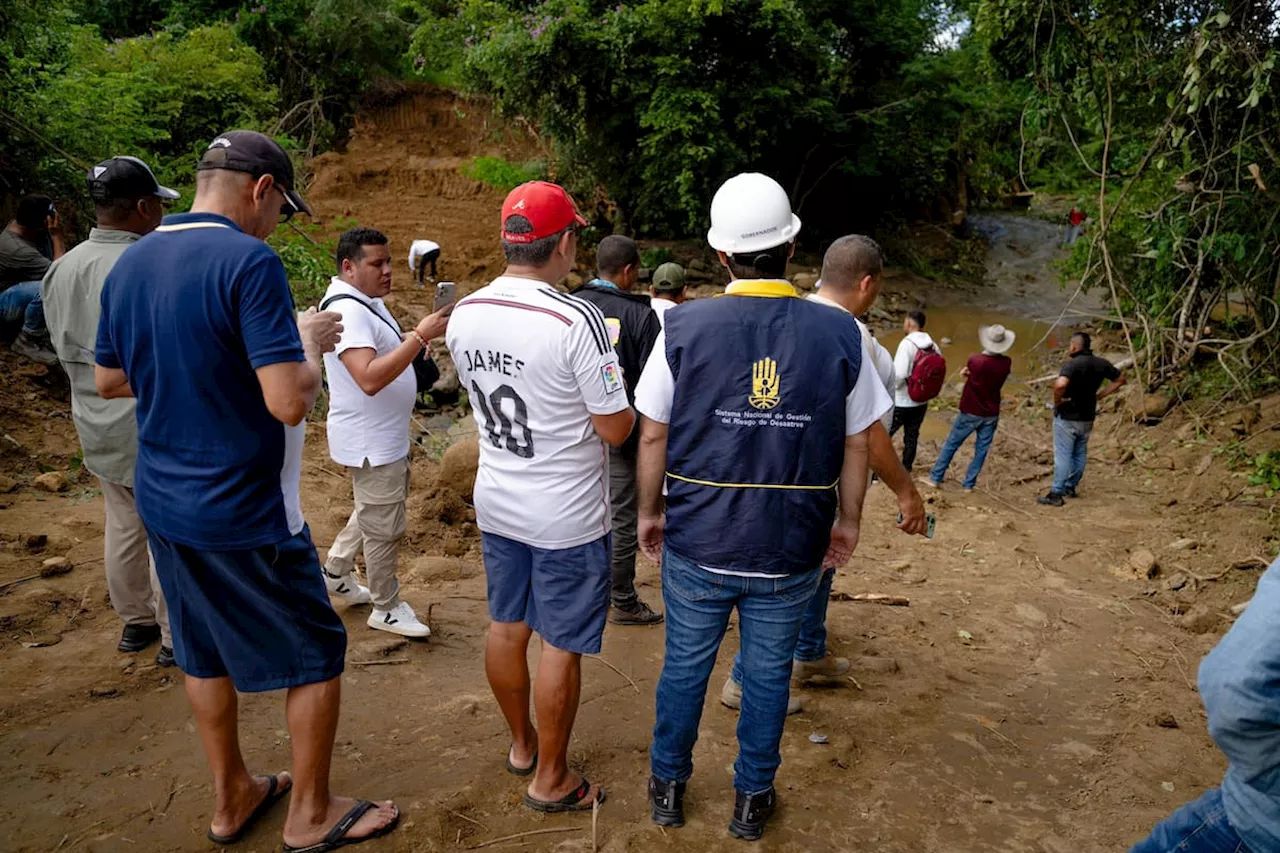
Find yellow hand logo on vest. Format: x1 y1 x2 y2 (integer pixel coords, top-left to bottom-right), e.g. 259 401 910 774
749 357 781 410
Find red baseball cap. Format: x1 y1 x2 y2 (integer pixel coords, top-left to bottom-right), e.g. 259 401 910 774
500 181 587 243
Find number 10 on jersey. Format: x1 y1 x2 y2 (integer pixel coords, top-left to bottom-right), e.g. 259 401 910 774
471 381 535 459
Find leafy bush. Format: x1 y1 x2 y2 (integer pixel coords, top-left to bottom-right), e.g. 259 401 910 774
33 23 277 189
412 0 983 238
269 222 337 309
639 246 673 269
460 156 545 192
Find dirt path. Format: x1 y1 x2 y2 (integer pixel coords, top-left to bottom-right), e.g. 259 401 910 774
2 92 1278 853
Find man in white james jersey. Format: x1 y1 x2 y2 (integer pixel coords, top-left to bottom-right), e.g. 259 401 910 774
446 181 635 815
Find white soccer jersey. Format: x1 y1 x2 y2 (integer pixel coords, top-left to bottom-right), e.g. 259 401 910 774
446 275 631 549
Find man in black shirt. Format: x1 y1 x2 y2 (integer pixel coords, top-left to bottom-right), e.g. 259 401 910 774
572 235 663 624
1039 332 1125 506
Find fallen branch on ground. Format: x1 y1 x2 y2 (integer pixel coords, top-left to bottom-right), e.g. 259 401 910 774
585 655 640 693
350 658 410 667
830 593 909 606
467 827 580 849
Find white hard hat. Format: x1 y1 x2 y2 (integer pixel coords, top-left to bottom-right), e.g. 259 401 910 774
706 172 802 255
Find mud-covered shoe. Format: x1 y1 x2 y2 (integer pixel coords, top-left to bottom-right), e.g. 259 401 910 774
649 776 686 827
1064 486 1078 498
728 787 776 841
155 646 176 667
609 598 664 626
323 568 372 605
792 653 850 683
1037 491 1065 507
12 331 57 365
720 677 802 715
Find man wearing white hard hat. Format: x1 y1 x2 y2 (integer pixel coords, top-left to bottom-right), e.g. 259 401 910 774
926 323 1015 491
633 173 891 840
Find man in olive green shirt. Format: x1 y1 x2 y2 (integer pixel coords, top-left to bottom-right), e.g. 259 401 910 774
42 156 178 666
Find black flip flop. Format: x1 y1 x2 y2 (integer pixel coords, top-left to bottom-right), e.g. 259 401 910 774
523 779 607 814
505 747 538 777
282 800 400 853
206 774 291 845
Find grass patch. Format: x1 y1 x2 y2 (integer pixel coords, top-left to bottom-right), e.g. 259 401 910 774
461 157 546 192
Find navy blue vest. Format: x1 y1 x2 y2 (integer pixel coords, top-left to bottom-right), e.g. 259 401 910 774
663 281 863 575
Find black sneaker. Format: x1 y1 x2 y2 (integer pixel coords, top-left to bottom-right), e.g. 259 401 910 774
118 623 161 653
649 776 685 827
609 599 664 626
155 646 176 668
728 788 776 841
1064 486 1078 498
1037 492 1065 507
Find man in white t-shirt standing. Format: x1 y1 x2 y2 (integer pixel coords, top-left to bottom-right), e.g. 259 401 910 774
447 181 635 814
891 310 937 471
321 227 452 638
408 238 441 286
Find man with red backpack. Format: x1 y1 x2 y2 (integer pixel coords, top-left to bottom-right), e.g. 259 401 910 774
891 310 944 471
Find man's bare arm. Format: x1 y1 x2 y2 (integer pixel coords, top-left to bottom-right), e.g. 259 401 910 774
94 366 133 399
256 309 341 426
824 428 871 568
591 408 637 447
636 416 669 562
868 421 926 534
1053 376 1069 409
1099 372 1127 399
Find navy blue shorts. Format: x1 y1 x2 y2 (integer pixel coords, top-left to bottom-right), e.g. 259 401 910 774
149 524 347 692
481 532 611 655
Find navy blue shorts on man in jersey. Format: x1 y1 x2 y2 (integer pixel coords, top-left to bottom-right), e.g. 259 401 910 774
481 531 612 655
149 524 347 692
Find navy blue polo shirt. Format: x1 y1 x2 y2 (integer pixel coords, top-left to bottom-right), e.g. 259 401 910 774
95 212 307 550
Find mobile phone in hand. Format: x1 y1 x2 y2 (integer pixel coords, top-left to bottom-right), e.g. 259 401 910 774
898 512 937 538
433 281 457 313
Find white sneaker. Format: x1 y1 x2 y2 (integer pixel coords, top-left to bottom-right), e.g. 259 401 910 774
323 569 371 605
368 602 431 638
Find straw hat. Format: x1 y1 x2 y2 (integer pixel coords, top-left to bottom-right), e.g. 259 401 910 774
978 324 1016 354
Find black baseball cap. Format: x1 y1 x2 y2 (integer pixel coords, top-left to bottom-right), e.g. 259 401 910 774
196 130 313 217
86 156 180 204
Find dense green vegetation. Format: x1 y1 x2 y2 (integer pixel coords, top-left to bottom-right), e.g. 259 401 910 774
977 0 1278 392
1 0 1274 390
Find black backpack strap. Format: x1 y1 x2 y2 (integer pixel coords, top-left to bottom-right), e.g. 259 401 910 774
319 293 403 338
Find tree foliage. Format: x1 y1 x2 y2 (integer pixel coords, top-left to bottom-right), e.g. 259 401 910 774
410 0 1017 238
976 0 1280 392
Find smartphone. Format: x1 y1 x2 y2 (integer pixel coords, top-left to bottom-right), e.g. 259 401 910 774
433 281 457 313
898 512 937 538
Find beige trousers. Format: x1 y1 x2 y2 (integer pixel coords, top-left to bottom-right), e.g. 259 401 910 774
99 478 171 647
325 456 410 610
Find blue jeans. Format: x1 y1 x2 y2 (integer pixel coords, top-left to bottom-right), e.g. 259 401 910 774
651 546 821 794
730 568 835 685
1052 416 1093 493
930 413 999 489
0 281 45 338
1129 788 1252 853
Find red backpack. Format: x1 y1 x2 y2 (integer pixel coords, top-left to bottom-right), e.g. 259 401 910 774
907 343 946 403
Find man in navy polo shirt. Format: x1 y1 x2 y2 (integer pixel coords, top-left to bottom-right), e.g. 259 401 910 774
95 131 399 852
635 174 891 840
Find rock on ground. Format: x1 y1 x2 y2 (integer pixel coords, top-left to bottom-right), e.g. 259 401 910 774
32 472 67 493
438 438 479 503
1112 549 1160 581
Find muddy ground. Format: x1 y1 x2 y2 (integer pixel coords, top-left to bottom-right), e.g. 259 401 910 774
2 89 1279 853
